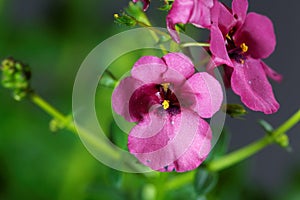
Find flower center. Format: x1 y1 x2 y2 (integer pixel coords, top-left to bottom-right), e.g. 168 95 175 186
225 32 248 64
162 100 170 110
157 83 180 115
240 43 248 53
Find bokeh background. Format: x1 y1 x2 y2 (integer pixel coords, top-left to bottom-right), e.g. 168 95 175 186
0 0 299 199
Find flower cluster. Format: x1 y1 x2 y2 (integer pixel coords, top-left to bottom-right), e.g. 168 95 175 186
165 0 281 114
1 57 32 101
132 0 281 114
116 0 282 172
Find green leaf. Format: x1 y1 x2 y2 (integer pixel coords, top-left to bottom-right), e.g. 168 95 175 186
99 71 117 88
194 168 218 196
258 119 274 134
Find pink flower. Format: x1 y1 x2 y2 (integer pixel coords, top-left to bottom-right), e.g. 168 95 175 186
112 53 223 172
167 0 214 42
209 0 282 114
132 0 150 11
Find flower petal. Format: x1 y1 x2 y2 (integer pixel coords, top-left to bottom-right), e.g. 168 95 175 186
231 58 280 114
131 56 167 84
223 65 234 88
129 83 161 122
132 54 190 86
261 61 282 82
160 116 212 172
216 2 236 35
186 72 223 118
232 0 248 24
166 0 194 42
189 0 213 28
128 109 211 172
167 0 213 42
234 13 276 59
112 77 144 122
162 52 195 79
132 0 150 11
210 25 233 67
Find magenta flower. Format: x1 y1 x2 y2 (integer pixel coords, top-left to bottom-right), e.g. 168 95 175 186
132 0 150 11
167 0 214 42
112 53 223 172
209 0 282 114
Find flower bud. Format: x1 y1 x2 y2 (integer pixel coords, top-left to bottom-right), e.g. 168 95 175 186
275 134 290 148
1 57 32 101
222 104 247 118
114 13 137 27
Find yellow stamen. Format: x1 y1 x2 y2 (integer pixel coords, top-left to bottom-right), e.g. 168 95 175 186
114 13 119 19
240 43 248 53
161 83 170 93
226 34 232 40
162 100 170 110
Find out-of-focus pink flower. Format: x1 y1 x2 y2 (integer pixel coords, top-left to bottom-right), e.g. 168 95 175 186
112 53 223 172
209 0 282 114
132 0 150 11
167 0 214 42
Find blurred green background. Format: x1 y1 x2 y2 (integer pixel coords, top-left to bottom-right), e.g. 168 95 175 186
0 0 300 199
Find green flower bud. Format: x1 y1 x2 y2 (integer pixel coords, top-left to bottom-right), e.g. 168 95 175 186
1 57 32 101
114 13 137 27
222 104 247 119
275 134 290 148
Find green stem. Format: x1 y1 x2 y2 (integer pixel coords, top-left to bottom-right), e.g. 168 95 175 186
180 42 210 48
163 109 300 191
273 109 300 137
207 136 273 171
30 93 76 132
207 109 300 172
139 23 169 54
30 92 120 161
